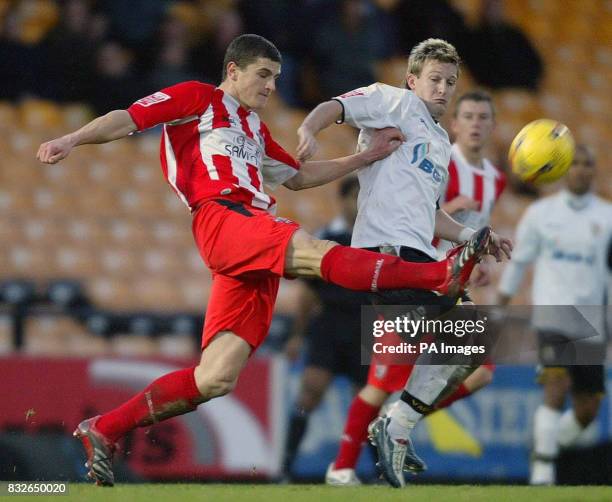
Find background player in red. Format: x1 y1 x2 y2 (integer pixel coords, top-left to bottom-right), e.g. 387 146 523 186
325 90 506 486
37 34 488 486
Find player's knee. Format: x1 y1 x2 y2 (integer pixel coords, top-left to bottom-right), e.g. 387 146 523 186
285 230 339 277
298 391 322 412
541 369 570 408
194 366 238 398
573 394 601 426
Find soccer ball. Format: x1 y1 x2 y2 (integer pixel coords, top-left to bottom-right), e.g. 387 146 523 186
508 119 575 185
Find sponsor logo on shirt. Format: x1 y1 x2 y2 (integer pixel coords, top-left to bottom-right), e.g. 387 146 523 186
134 92 171 107
551 249 595 265
224 135 262 163
411 142 442 183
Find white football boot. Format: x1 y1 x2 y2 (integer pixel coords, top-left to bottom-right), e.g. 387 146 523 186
325 462 362 486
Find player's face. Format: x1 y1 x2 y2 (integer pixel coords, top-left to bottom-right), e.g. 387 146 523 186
451 100 495 151
566 147 596 195
407 60 458 120
231 57 281 110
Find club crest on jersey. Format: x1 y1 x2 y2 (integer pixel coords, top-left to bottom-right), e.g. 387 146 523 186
274 216 294 224
338 89 366 99
224 135 262 164
411 142 430 163
135 92 171 107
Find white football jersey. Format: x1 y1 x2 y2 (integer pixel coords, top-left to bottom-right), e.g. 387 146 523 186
334 83 451 257
499 190 612 337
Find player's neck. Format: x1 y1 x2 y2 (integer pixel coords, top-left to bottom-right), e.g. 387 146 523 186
457 144 484 168
218 81 250 110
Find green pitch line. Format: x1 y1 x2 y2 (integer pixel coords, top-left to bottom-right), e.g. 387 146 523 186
24 484 612 502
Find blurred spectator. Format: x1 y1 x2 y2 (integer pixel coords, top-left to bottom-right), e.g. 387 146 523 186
0 7 43 99
310 0 391 101
99 0 169 47
463 0 543 90
389 0 467 56
146 7 201 91
87 40 144 115
238 0 310 106
40 0 107 102
190 3 243 85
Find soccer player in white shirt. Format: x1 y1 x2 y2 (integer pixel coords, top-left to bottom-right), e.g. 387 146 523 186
498 144 612 485
297 39 513 488
318 90 505 486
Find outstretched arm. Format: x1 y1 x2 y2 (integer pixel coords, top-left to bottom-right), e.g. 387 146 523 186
435 209 513 261
284 127 404 190
296 100 344 162
37 110 137 164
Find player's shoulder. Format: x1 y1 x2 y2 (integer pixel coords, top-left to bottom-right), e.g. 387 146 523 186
529 191 567 217
166 80 214 93
339 82 406 100
483 158 505 180
592 195 612 219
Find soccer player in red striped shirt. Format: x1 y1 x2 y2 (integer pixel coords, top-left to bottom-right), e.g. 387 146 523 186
37 34 488 486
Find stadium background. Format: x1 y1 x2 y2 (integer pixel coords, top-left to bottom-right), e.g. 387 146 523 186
0 0 610 485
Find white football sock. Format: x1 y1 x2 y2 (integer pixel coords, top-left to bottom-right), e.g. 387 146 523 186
530 404 562 485
557 409 583 448
558 409 599 448
404 364 466 405
386 365 471 441
387 400 419 441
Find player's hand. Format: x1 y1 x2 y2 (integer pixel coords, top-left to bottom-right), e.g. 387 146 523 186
471 260 491 287
487 231 513 262
297 126 319 162
364 127 405 163
446 195 480 213
284 335 304 362
37 136 75 164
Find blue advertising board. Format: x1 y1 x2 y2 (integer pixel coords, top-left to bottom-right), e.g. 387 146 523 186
285 365 612 481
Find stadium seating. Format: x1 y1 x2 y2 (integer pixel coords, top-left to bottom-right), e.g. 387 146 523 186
1 0 610 354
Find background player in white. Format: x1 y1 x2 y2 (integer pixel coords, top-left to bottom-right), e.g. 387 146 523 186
322 89 505 486
297 38 513 487
498 144 611 485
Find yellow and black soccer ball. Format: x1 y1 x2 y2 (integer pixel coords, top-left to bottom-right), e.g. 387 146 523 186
509 119 575 185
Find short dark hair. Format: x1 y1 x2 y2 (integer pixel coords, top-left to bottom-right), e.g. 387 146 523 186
339 176 359 198
221 34 281 81
453 90 495 118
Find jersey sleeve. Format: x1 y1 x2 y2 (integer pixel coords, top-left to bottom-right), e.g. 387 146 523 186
511 204 542 264
443 160 460 204
127 81 214 131
260 122 300 189
333 83 401 130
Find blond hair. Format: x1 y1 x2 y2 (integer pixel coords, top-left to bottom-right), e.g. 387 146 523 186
407 38 460 77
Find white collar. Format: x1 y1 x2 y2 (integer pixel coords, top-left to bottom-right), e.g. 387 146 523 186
560 189 594 210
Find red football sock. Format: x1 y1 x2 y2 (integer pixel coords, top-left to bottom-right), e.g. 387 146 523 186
96 367 203 443
320 245 446 292
334 396 381 470
435 383 471 410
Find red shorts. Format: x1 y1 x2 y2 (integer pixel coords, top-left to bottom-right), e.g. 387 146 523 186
192 198 300 350
367 362 497 393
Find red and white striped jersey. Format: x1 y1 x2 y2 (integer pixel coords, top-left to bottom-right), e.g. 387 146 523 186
436 143 506 255
127 81 300 212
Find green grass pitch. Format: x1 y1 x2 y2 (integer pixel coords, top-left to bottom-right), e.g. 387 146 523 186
30 484 612 502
